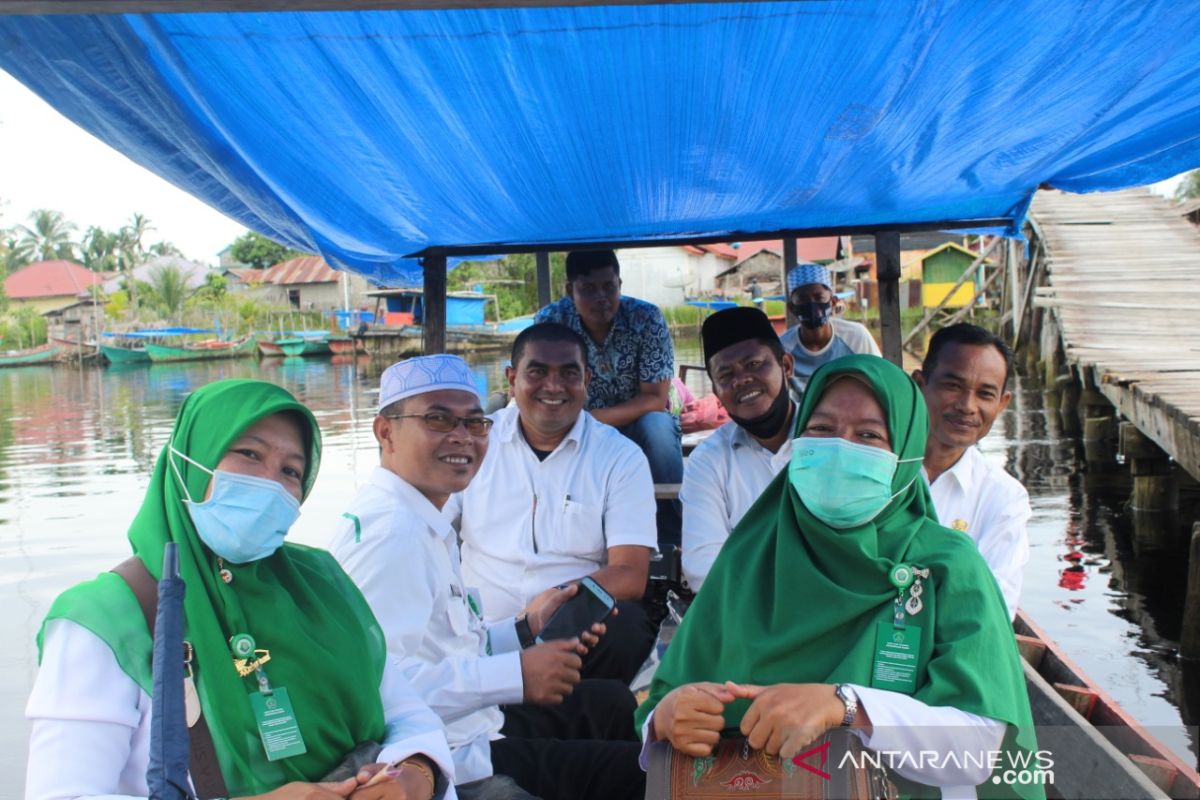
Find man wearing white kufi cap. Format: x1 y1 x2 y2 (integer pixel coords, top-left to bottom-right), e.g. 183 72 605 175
330 355 645 800
780 262 880 397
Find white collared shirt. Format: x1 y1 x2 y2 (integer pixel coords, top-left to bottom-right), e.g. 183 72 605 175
680 421 793 591
925 445 1031 620
446 405 657 621
330 467 524 785
27 618 457 800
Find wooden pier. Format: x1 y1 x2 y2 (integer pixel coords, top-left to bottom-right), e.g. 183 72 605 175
1030 188 1200 485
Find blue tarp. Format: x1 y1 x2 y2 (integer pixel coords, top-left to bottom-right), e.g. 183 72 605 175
2 2 1199 285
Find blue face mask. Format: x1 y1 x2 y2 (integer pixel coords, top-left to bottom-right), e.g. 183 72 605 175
169 447 301 564
788 436 919 529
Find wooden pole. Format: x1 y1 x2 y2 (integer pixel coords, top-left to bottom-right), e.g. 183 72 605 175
1009 238 1022 347
422 255 447 355
782 238 798 328
535 251 552 309
874 231 902 365
1182 524 1200 660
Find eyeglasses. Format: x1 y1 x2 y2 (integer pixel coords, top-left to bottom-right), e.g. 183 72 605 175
385 411 493 437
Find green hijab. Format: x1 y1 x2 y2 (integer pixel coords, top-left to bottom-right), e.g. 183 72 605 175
637 354 1041 800
38 379 386 794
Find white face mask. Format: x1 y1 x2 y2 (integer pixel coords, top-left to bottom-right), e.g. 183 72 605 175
169 447 300 564
788 436 919 529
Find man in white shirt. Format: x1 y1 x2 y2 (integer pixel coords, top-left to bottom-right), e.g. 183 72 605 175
680 307 796 591
779 262 880 396
331 354 645 800
449 323 658 685
913 323 1031 619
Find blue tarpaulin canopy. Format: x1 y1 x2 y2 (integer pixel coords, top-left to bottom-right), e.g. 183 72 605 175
2 1 1199 285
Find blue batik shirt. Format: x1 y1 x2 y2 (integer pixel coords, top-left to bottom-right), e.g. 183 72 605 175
535 295 675 410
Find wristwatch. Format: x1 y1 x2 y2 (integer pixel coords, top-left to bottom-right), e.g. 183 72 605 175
835 683 859 727
514 613 537 649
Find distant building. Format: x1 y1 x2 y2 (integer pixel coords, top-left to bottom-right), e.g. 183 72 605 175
223 256 371 309
367 288 491 327
849 233 969 280
714 237 846 296
4 260 104 314
616 245 737 307
914 242 990 308
101 255 212 295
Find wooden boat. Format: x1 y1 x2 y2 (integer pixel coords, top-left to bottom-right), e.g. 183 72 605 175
327 336 367 355
100 342 151 364
1015 610 1200 799
50 337 102 363
276 335 332 357
144 336 255 363
257 340 285 358
0 343 62 367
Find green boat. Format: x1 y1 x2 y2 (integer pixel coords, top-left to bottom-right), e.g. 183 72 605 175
0 343 62 367
276 334 332 357
144 336 255 363
99 342 150 364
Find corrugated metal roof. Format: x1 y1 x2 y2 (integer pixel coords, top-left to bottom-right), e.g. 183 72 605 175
262 255 339 285
4 260 103 299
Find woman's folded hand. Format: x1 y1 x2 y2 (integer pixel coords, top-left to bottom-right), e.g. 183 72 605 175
654 681 736 757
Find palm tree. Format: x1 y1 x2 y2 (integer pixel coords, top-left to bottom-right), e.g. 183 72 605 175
80 226 122 272
14 209 77 262
147 264 190 319
118 213 154 307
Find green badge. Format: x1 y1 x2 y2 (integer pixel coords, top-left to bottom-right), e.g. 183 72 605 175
249 687 307 761
230 633 256 659
888 564 914 589
871 622 921 694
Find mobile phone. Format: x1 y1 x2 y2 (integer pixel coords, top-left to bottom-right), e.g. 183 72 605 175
536 577 615 643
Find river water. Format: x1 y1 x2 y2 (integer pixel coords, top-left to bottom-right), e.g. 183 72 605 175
1 342 1197 794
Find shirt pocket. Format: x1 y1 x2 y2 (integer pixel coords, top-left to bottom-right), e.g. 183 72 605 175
446 589 472 636
544 500 606 563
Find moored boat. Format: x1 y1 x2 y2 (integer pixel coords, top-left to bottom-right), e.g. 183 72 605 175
328 336 367 355
144 336 255 363
100 342 151 364
257 340 285 357
0 343 62 367
276 336 332 357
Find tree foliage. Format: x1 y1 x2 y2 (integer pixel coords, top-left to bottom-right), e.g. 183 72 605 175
146 264 191 318
1174 169 1200 202
229 231 305 270
13 209 76 262
447 253 567 321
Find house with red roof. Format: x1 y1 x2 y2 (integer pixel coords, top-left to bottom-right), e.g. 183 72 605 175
233 255 370 310
714 237 847 297
4 260 104 314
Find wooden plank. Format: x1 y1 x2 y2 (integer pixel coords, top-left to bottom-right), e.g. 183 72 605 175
1016 634 1047 668
1054 682 1100 719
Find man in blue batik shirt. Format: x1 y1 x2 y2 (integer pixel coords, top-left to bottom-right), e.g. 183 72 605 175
535 249 683 547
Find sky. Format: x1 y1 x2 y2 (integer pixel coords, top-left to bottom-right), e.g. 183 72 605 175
0 72 246 265
0 70 1189 267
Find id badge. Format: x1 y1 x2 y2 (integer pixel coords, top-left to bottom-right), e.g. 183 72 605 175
870 622 921 694
249 687 308 761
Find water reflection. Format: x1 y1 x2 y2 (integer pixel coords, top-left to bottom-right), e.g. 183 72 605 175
2 347 1198 796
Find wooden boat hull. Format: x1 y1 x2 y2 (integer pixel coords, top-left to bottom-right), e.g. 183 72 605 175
327 336 367 355
257 340 285 357
276 337 332 357
100 343 151 364
144 337 254 363
0 343 61 367
1015 610 1200 799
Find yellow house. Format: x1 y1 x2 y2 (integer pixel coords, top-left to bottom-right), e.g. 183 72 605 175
4 260 104 314
914 242 988 308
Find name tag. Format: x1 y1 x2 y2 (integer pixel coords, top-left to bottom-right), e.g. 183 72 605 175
871 622 921 694
249 687 307 761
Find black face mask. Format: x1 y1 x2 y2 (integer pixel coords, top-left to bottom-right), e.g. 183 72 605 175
729 385 793 440
793 301 832 329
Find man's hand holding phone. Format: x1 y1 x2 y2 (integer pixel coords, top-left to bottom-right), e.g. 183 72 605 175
519 639 582 704
522 579 615 649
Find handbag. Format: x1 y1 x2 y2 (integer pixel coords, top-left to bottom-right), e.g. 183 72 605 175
645 728 898 800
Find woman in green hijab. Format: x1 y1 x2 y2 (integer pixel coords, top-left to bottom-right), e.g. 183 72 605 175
26 380 453 800
636 355 1043 800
